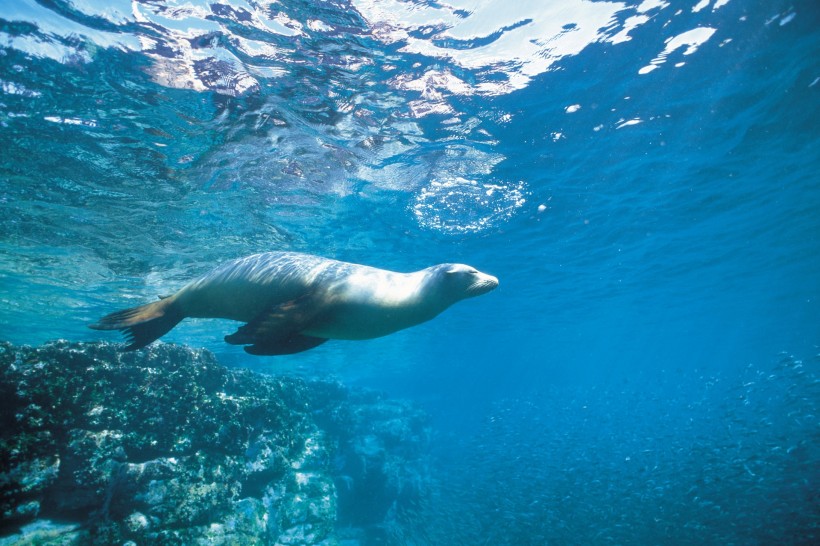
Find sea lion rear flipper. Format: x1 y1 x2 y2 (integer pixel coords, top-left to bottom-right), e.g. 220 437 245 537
90 298 183 351
224 295 327 355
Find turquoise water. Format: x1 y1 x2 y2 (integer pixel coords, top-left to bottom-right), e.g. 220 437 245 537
1 0 818 543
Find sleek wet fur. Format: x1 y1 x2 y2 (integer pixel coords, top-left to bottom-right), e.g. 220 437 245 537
90 251 499 355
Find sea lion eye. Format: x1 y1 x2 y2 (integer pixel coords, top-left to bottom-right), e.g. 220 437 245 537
445 265 477 276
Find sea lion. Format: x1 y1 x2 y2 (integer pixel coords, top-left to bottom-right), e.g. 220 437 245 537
89 251 499 355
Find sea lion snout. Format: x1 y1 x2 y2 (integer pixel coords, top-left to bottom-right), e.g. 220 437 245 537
467 271 499 296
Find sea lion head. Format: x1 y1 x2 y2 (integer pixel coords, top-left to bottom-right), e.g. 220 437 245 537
426 263 499 305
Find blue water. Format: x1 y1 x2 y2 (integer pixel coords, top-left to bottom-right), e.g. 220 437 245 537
1 0 818 543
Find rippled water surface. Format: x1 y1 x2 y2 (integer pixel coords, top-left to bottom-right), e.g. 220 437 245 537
1 0 819 543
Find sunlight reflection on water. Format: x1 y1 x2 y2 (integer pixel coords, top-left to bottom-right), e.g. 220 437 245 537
2 0 729 236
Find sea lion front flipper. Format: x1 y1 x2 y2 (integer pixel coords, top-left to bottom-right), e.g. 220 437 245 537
244 334 327 356
224 295 327 355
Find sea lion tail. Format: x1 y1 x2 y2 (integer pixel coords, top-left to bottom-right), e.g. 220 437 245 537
89 297 184 351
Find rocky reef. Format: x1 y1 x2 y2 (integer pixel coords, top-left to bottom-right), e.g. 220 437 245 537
0 341 430 545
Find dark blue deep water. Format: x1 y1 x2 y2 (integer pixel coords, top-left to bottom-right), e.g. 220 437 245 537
1 0 818 543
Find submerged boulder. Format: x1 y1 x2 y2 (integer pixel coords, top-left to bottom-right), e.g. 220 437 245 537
0 341 430 545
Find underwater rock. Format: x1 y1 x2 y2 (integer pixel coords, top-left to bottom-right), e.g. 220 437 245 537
0 341 430 545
